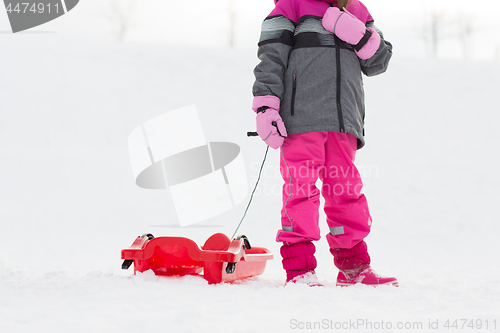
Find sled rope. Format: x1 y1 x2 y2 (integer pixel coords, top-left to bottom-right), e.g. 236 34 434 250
231 146 269 239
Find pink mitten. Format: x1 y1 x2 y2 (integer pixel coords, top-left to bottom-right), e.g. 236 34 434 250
256 108 287 149
355 27 380 60
322 7 380 59
322 7 366 45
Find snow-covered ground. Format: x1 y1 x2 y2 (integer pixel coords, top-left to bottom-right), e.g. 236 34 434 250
1 34 499 332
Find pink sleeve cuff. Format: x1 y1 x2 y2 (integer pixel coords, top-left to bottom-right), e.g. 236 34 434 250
355 28 381 60
252 95 281 113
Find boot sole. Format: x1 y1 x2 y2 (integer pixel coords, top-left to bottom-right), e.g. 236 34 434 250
336 280 399 287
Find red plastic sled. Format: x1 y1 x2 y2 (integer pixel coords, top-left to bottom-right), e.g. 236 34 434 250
121 233 273 284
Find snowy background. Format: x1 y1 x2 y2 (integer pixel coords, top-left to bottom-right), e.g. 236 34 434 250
1 0 500 332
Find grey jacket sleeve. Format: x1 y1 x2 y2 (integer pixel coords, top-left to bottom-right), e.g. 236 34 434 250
359 23 393 77
252 15 296 100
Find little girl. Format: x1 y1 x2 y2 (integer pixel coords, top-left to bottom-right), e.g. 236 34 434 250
252 0 398 286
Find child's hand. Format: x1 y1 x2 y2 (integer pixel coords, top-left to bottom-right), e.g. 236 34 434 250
322 7 381 60
256 108 287 149
322 7 366 45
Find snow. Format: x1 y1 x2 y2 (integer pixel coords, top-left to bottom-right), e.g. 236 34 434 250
1 34 500 332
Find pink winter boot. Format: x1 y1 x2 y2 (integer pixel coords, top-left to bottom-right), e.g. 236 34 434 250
288 271 323 287
336 267 399 287
331 241 398 287
281 242 322 286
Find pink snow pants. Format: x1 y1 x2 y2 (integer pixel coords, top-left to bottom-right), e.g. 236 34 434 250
276 132 372 250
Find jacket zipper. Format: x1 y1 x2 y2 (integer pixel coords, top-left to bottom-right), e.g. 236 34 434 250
335 35 345 133
329 2 345 133
291 73 297 115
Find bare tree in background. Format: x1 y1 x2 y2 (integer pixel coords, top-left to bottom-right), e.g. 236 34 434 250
422 2 445 58
107 0 138 42
228 0 236 47
422 0 476 59
458 12 473 60
495 44 500 62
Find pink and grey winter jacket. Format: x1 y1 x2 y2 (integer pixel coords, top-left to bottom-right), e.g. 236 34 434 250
252 0 392 149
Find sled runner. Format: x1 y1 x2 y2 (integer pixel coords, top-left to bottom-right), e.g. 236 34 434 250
121 233 273 284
